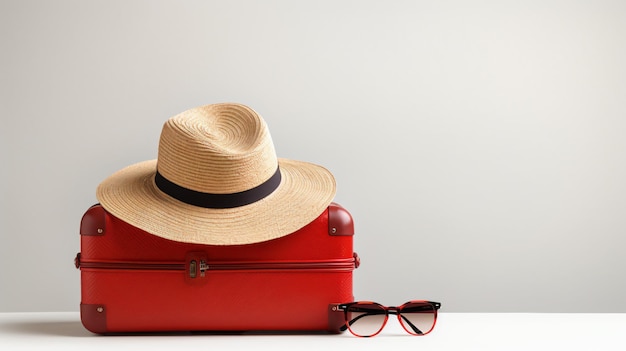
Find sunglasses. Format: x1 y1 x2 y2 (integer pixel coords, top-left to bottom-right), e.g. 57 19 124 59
336 300 441 337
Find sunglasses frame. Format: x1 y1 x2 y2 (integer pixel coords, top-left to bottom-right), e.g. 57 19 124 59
336 300 441 337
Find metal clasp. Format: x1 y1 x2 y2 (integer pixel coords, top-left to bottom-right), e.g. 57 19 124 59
189 260 197 278
189 259 209 278
199 260 208 277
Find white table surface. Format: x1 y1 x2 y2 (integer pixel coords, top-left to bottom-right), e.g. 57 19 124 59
1 312 625 350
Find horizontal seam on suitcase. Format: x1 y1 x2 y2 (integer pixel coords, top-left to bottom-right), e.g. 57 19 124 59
76 257 357 272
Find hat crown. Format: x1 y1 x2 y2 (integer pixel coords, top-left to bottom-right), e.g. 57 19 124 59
96 102 336 245
157 103 278 194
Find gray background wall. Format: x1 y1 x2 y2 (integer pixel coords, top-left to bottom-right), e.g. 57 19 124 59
1 0 625 313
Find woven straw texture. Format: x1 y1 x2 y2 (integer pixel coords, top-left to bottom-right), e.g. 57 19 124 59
96 103 336 245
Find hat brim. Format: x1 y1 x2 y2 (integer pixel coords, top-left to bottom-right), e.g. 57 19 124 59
96 158 336 245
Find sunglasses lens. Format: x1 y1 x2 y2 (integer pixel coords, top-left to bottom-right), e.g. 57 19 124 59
345 302 387 337
398 302 436 335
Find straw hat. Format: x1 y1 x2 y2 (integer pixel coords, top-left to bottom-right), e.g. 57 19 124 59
96 103 336 245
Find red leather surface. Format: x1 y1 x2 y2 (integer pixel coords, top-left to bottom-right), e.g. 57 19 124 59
79 204 355 333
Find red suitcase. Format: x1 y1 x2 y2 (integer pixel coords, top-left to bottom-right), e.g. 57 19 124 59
75 202 358 334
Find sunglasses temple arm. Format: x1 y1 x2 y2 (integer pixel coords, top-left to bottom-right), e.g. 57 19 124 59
399 314 424 335
338 313 377 332
340 312 425 334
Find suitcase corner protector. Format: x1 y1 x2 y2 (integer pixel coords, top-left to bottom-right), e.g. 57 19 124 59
80 303 107 334
327 303 346 333
328 203 354 236
80 204 106 236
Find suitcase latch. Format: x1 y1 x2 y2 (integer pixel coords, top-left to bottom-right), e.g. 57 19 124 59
189 259 209 278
